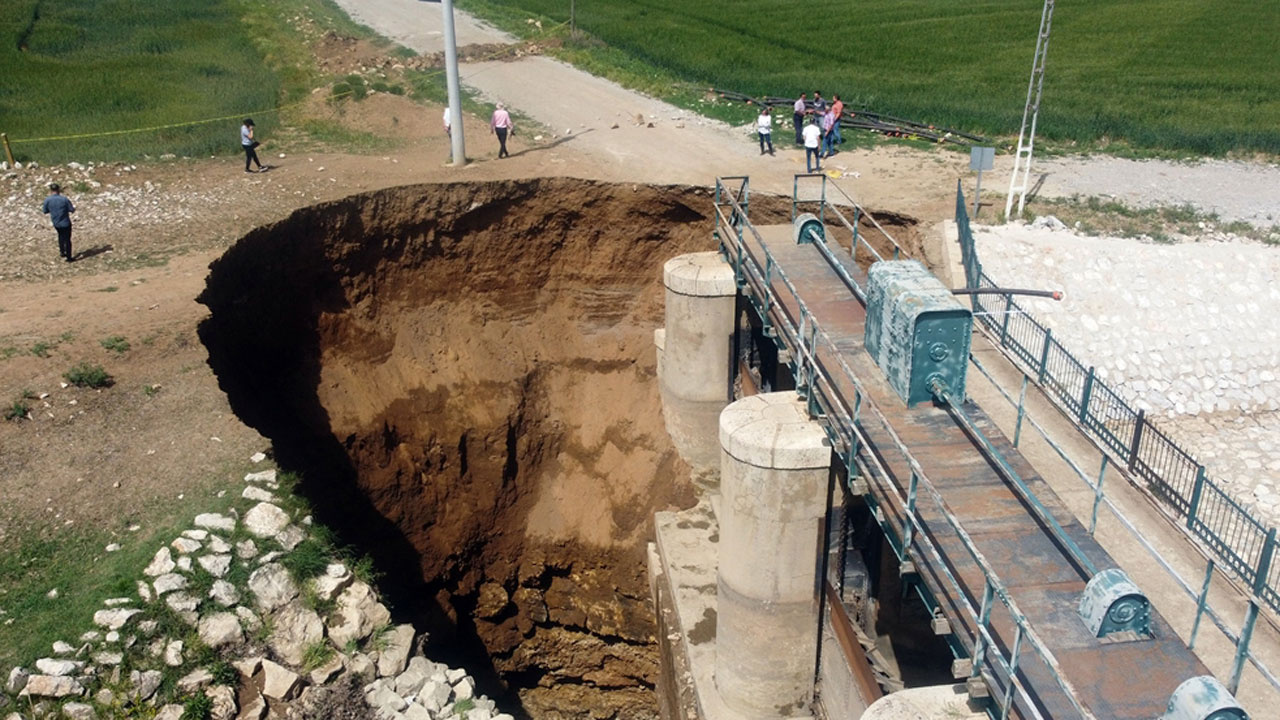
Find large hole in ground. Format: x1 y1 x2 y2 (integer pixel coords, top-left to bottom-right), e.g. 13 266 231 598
197 178 920 719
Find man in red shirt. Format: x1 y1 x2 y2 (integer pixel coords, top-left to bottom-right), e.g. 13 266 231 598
830 94 845 151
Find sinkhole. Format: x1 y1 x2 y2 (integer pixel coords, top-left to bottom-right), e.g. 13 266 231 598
196 178 920 719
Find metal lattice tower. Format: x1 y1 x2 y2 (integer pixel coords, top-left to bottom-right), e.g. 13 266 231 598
1004 0 1056 221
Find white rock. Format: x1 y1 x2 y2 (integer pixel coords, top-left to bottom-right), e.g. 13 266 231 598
236 539 259 559
153 573 188 595
93 608 141 630
136 580 153 603
208 535 231 554
242 485 276 503
104 543 121 552
452 675 476 700
177 667 213 693
5 667 29 695
244 502 291 538
143 547 176 577
35 658 82 677
171 537 202 554
163 640 184 667
210 579 240 607
365 679 407 712
20 674 84 698
313 563 353 601
182 529 209 541
261 659 300 700
250 452 267 463
347 652 376 681
197 612 243 649
198 554 232 577
248 563 298 612
154 705 185 720
166 592 200 614
245 469 278 485
276 524 306 551
417 678 452 713
267 602 324 666
194 513 236 532
239 692 267 720
376 624 415 678
309 654 345 685
236 606 263 633
394 657 432 696
130 669 163 701
206 684 238 720
404 703 433 720
327 580 391 647
177 555 193 572
52 640 75 655
62 702 97 720
92 651 122 666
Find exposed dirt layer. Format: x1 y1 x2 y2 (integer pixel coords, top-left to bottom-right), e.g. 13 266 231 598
197 178 918 718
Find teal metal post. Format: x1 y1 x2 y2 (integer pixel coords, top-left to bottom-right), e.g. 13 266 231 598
1079 366 1096 423
904 472 919 549
852 207 861 259
1187 466 1207 531
1012 376 1028 448
1231 527 1277 692
1037 329 1053 383
969 581 995 679
999 293 1014 347
1189 559 1215 650
1127 409 1146 471
1089 455 1109 534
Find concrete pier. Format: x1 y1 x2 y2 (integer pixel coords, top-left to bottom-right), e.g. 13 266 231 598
657 252 737 475
715 392 831 717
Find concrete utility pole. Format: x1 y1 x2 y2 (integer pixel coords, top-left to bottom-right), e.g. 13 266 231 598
442 0 466 166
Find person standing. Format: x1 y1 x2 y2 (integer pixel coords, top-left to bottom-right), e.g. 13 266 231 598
802 117 823 173
830 94 845 149
792 93 807 144
42 183 76 262
756 107 774 155
241 118 264 173
490 102 514 159
820 107 837 158
812 91 827 118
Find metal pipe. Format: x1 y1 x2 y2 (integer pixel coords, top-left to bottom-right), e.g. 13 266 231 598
951 287 1063 300
441 0 466 166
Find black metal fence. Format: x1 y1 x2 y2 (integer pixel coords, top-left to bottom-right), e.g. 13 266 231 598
955 183 1280 614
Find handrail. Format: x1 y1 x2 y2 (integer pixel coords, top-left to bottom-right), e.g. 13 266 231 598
792 173 908 263
715 176 1098 719
968 353 1280 695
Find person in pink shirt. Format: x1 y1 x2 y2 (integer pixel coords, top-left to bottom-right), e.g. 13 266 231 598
490 102 514 158
830 94 845 150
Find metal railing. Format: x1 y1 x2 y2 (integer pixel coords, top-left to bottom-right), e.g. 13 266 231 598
791 173 908 267
954 181 1280 691
716 176 1097 719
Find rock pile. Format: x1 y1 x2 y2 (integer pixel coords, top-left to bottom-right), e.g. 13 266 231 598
2 461 513 720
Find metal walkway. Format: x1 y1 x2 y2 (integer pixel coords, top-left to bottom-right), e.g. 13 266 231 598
713 176 1221 719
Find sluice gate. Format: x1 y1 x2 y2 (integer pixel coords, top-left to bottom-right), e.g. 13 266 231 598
649 175 1249 720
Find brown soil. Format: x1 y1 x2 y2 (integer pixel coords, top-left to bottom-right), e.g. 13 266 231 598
195 179 791 716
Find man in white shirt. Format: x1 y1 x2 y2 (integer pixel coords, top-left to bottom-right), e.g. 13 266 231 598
802 117 823 172
792 93 806 144
757 107 774 155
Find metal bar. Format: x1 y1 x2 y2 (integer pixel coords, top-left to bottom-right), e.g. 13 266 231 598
904 472 919 549
1079 366 1095 424
1127 409 1145 471
933 380 1098 577
999 293 1014 346
1233 602 1261 693
999 626 1026 720
1190 559 1215 650
1037 328 1052 384
1013 375 1028 448
1090 455 1108 535
1187 465 1207 531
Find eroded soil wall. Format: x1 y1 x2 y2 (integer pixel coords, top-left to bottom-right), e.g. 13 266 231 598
197 178 917 718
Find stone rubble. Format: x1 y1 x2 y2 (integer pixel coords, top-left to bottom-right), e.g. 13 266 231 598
2 454 516 720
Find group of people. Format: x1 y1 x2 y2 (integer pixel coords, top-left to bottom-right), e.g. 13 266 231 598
754 91 846 173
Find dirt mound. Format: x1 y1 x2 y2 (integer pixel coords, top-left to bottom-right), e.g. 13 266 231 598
196 178 916 717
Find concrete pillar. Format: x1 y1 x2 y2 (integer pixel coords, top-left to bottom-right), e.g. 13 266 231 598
657 252 737 475
715 392 830 717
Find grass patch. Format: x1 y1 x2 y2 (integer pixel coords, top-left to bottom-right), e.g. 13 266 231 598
0 481 242 669
1025 195 1280 243
63 362 113 388
457 0 1280 156
100 335 132 354
181 690 213 720
4 390 36 421
96 286 120 293
281 537 331 582
301 640 335 672
294 118 397 153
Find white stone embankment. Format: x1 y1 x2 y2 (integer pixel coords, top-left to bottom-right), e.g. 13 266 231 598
972 222 1280 524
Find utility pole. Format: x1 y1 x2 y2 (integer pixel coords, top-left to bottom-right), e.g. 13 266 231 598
1004 0 1056 221
442 0 466 166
